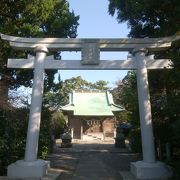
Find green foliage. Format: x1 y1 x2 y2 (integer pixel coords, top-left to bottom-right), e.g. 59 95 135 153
112 71 139 126
168 118 180 180
93 80 109 91
44 76 110 109
108 0 180 37
0 107 64 175
38 108 52 159
0 108 28 175
38 108 67 159
112 71 142 152
0 0 79 108
0 2 79 173
114 111 129 123
109 0 180 176
171 119 180 156
50 111 66 138
168 119 180 179
129 128 142 153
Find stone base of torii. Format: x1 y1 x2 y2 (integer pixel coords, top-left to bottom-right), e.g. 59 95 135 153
1 33 179 179
131 161 172 179
8 159 49 178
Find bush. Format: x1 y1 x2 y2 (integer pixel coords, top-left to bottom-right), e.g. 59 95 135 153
0 107 58 175
128 128 142 153
0 108 28 175
169 119 180 179
50 111 66 138
38 108 54 159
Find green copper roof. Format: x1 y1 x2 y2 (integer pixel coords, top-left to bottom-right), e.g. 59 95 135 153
61 91 124 116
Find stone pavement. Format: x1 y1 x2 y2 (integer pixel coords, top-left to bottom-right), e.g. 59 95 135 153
46 139 140 180
0 139 140 180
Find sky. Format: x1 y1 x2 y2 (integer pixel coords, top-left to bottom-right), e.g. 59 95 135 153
58 0 130 88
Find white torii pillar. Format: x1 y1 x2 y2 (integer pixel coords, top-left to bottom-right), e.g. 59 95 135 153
134 48 156 163
8 46 49 178
130 48 172 179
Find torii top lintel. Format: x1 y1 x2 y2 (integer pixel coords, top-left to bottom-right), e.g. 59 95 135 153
1 33 179 52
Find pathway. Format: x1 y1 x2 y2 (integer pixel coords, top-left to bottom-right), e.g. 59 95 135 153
47 139 140 180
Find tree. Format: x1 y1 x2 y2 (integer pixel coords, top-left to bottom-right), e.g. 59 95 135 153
0 0 79 175
0 0 79 109
44 76 110 109
108 0 180 172
112 71 142 152
0 108 29 174
50 111 67 138
93 80 109 91
108 0 180 38
113 71 139 125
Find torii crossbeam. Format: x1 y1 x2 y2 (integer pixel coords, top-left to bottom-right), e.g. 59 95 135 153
1 33 179 179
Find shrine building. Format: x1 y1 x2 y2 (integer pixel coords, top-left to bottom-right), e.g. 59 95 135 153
61 91 124 140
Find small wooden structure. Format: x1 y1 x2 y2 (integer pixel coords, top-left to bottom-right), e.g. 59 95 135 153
61 91 124 140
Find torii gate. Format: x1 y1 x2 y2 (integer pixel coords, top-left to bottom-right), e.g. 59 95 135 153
1 33 179 179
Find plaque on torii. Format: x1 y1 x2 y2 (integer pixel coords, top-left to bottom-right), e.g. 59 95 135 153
1 33 179 179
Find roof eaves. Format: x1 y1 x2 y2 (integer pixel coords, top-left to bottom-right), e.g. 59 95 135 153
60 103 75 111
111 103 125 111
